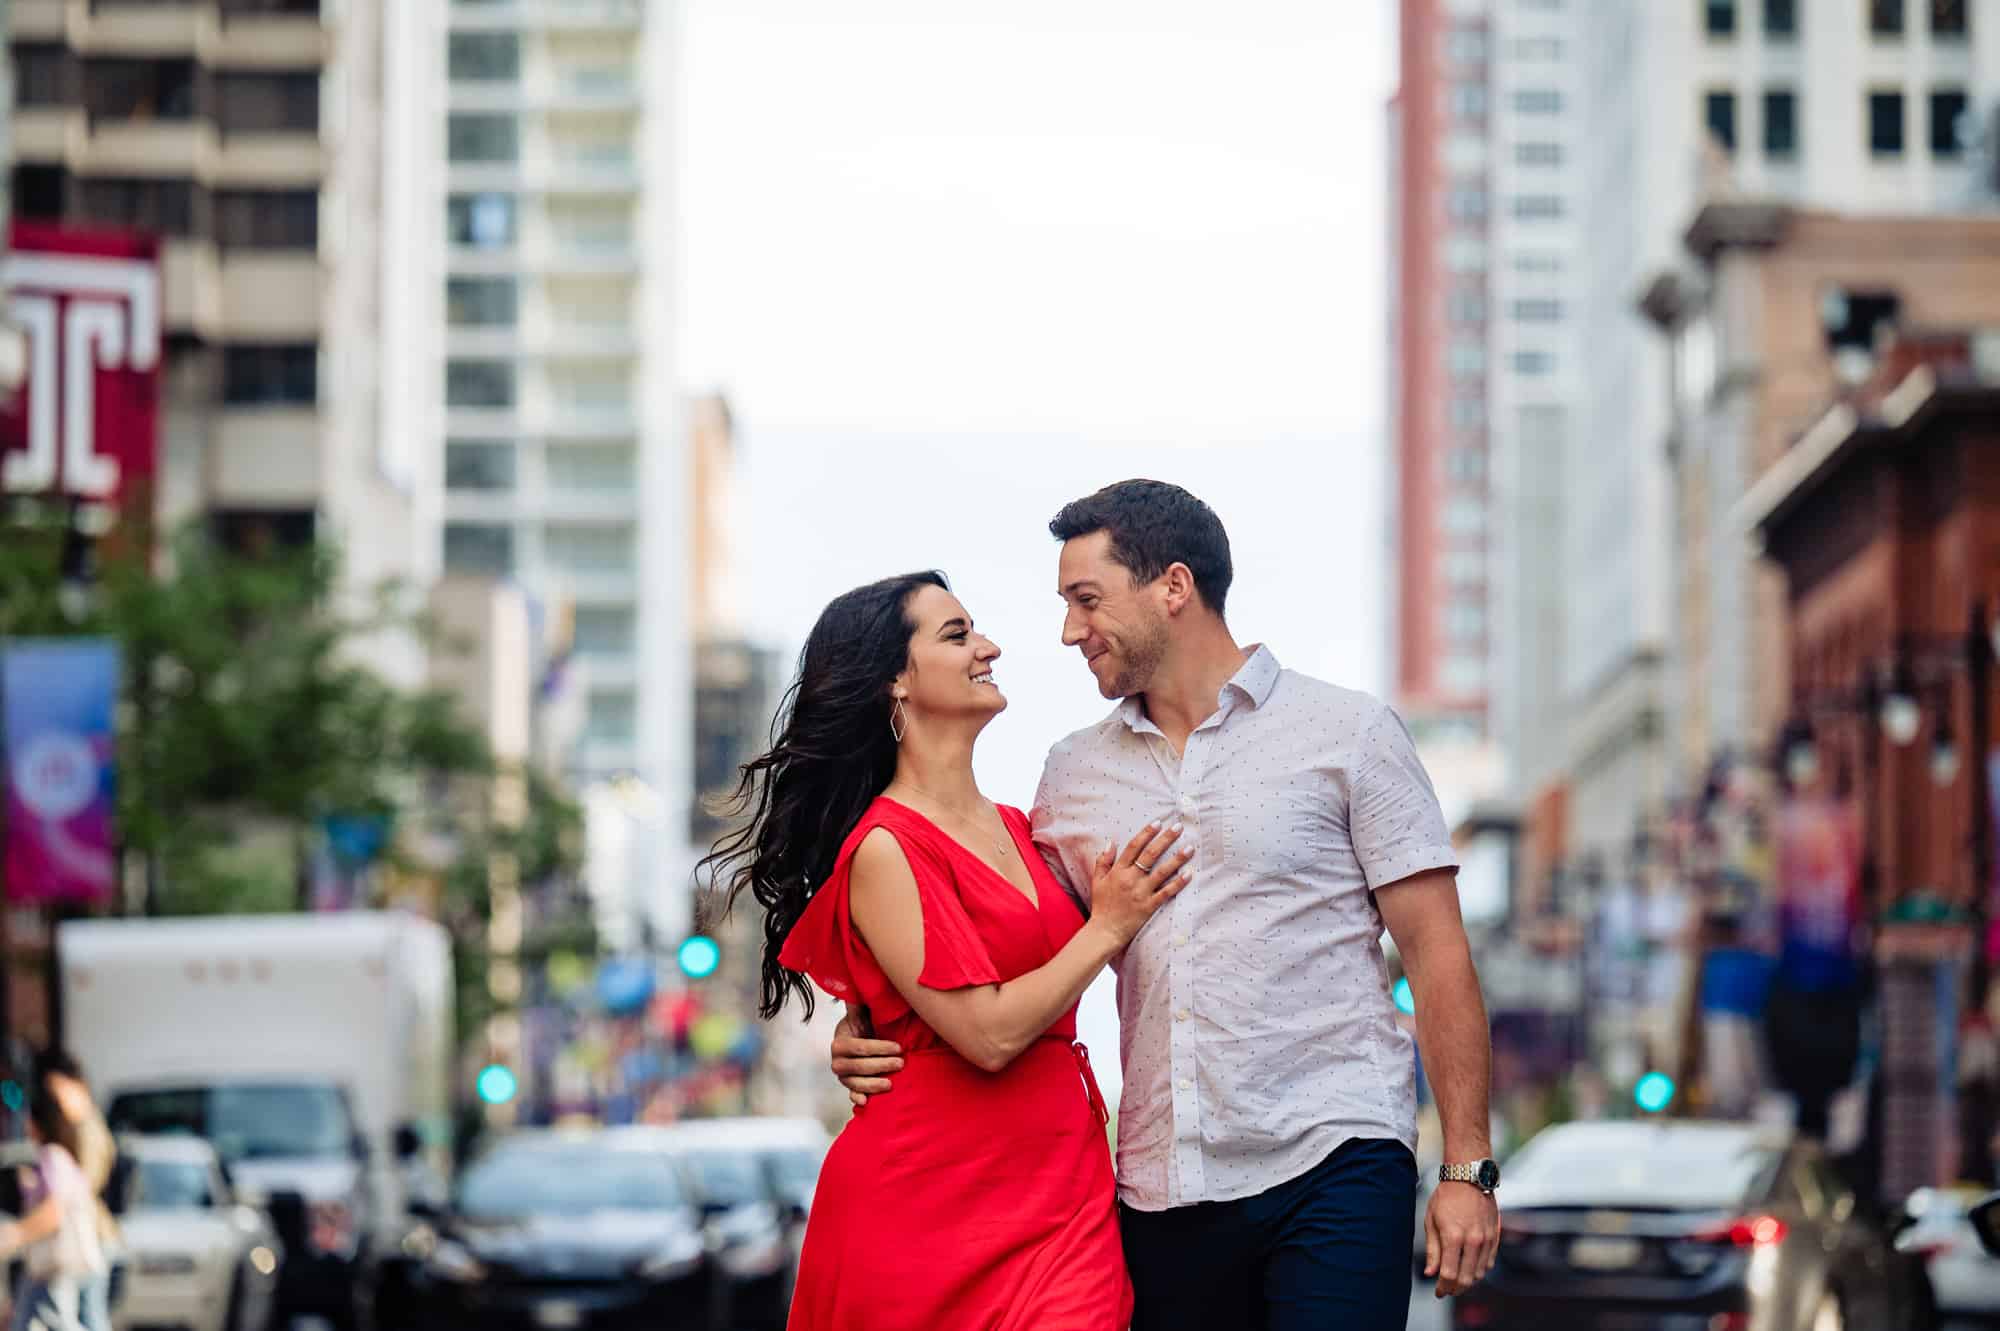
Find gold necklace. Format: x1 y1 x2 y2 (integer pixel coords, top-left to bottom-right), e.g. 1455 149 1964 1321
894 782 1012 860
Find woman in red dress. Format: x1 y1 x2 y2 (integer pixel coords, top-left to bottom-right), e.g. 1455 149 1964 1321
701 570 1191 1331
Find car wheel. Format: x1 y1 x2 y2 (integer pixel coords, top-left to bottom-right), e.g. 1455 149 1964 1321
1810 1290 1845 1331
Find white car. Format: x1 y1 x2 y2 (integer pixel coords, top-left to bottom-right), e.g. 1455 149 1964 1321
113 1136 283 1331
1899 1185 2000 1324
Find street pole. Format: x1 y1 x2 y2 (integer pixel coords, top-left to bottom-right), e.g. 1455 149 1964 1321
1970 604 1995 1005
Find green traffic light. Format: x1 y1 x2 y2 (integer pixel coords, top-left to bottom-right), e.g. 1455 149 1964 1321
679 934 721 979
0 1081 21 1113
476 1064 518 1106
1635 1071 1676 1114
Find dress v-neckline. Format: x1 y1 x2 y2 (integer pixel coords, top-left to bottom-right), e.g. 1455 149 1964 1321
878 797 1042 912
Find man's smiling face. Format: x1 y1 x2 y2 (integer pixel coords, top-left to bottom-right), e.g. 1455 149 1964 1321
1057 530 1170 700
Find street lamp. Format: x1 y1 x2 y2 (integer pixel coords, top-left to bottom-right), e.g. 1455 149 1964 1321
1880 670 1922 746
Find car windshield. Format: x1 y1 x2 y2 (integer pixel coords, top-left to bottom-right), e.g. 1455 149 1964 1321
458 1145 686 1219
682 1148 767 1207
765 1147 820 1197
132 1160 214 1211
107 1084 355 1161
1504 1127 1781 1211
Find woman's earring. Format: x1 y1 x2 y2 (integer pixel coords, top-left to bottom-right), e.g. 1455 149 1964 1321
891 698 908 743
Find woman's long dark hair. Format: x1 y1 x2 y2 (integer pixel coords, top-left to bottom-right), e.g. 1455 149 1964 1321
698 570 949 1020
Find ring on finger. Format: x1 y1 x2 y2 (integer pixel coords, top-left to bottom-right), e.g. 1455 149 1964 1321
1136 861 1154 873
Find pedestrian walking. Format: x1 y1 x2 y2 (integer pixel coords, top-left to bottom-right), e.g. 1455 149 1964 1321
0 1081 108 1331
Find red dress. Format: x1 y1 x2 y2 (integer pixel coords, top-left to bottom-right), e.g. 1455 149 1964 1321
777 797 1132 1331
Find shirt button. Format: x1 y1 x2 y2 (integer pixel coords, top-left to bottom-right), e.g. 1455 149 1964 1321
1173 932 1188 947
1178 1077 1192 1091
1175 1008 1190 1022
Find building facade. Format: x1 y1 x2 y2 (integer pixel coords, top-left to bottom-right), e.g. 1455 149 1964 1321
8 0 445 689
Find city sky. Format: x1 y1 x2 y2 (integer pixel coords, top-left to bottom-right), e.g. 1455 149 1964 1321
680 2 1400 1089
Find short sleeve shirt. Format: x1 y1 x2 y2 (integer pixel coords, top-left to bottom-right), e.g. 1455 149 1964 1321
1030 646 1459 1210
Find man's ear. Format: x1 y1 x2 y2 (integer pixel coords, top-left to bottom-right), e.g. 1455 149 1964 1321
1160 563 1197 616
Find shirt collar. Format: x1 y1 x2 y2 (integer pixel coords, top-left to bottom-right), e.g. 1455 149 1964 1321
1115 644 1281 736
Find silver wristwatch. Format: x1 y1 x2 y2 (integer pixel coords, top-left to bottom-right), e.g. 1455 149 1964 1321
1439 1159 1501 1194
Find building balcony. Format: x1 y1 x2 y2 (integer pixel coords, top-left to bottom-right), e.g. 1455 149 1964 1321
540 489 640 521
446 405 526 438
557 570 638 604
23 2 327 63
72 2 203 57
219 250 319 338
12 0 67 41
210 405 321 507
542 406 635 440
211 131 322 186
12 107 86 163
447 160 640 197
77 117 214 176
162 237 222 336
449 0 642 35
447 239 638 277
444 325 636 360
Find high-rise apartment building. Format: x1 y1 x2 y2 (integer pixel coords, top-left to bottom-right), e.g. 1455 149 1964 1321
439 0 686 812
7 0 444 689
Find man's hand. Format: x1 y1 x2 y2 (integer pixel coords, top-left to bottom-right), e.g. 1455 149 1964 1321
830 1007 903 1110
1426 1181 1499 1298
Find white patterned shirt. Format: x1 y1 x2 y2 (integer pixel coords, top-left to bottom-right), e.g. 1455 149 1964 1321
1030 646 1458 1211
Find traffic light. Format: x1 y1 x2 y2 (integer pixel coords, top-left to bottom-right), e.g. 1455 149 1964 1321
0 1080 22 1114
1635 1071 1675 1115
678 934 721 980
475 1064 518 1106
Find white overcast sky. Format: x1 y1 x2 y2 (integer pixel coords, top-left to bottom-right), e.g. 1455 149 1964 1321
680 2 1399 1090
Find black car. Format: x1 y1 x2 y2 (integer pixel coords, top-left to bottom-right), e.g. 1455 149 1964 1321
1451 1120 1922 1331
659 1122 810 1331
405 1128 721 1331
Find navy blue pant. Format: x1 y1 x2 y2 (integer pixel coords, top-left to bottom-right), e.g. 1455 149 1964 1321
1120 1137 1417 1331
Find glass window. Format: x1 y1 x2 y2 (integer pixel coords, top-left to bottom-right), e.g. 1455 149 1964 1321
106 1084 355 1163
1515 141 1563 166
586 691 637 743
75 179 199 236
1512 299 1563 321
1765 0 1798 37
1932 0 1968 38
448 113 519 164
1511 195 1563 219
446 360 516 409
1706 0 1737 37
1444 497 1487 536
447 277 518 327
1513 251 1564 273
444 441 514 491
547 443 635 492
1448 339 1487 375
457 1142 684 1220
443 524 514 576
448 194 517 248
1931 89 1969 156
1450 84 1489 118
449 33 520 82
215 190 317 248
1445 444 1487 478
131 1160 215 1211
222 344 317 405
1448 290 1487 323
1705 90 1737 153
1764 90 1799 158
573 607 635 656
1447 187 1488 221
13 45 70 107
1871 0 1905 37
1512 89 1562 114
1449 397 1487 429
1446 29 1490 63
215 73 319 134
546 524 635 573
82 58 197 122
1870 91 1906 155
1511 350 1555 375
1446 237 1489 272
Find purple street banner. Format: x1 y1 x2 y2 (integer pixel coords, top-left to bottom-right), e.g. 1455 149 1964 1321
3 639 119 906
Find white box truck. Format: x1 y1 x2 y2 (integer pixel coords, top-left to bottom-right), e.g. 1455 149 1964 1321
59 912 454 1330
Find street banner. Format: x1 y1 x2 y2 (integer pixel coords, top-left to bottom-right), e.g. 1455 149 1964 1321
2 639 120 906
0 223 162 514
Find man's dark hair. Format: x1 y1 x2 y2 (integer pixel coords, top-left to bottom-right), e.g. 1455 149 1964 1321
1049 479 1234 617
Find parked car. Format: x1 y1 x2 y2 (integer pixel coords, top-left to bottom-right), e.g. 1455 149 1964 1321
112 1135 283 1331
659 1119 827 1329
405 1127 721 1331
1451 1120 1922 1331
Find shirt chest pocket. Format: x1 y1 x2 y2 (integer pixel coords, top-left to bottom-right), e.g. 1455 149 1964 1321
1217 786 1330 876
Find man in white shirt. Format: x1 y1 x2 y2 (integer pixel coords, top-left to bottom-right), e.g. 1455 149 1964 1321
833 480 1498 1329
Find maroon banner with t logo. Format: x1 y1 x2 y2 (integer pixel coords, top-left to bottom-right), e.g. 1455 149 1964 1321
0 223 162 513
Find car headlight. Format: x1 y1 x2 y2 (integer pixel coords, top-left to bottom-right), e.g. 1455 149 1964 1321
425 1239 488 1285
717 1236 786 1279
635 1232 705 1282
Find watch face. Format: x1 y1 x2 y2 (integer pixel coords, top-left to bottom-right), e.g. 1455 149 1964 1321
1477 1159 1501 1191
